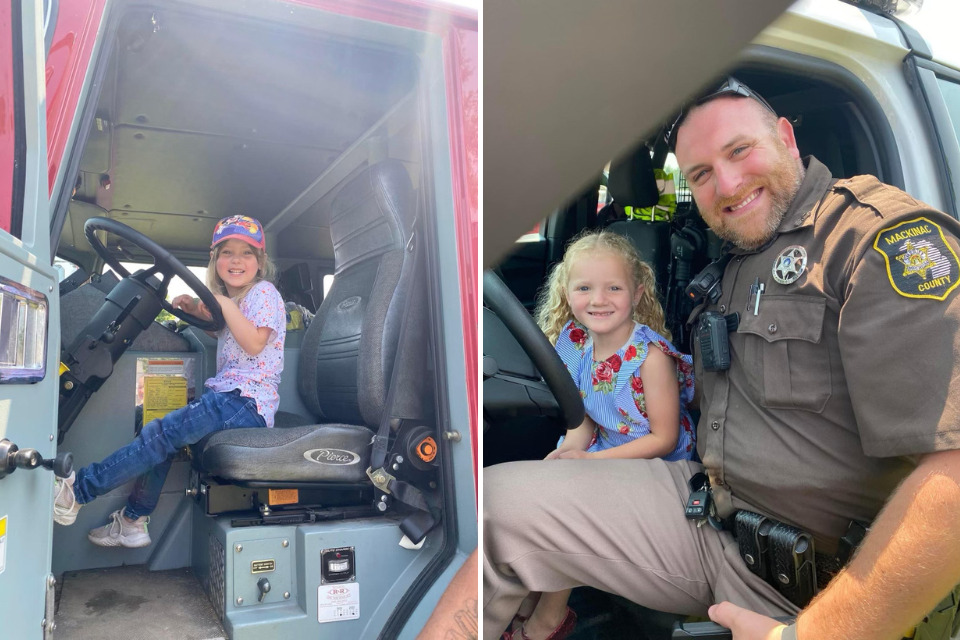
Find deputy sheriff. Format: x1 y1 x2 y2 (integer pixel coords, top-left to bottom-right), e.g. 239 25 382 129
483 78 960 640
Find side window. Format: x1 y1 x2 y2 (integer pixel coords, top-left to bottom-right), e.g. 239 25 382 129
913 59 960 217
663 153 691 207
103 262 209 300
323 274 335 297
53 256 81 282
0 3 20 236
0 1 53 239
597 162 612 212
936 78 960 153
102 262 208 324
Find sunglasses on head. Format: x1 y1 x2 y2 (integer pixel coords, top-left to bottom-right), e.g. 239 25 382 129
666 77 777 149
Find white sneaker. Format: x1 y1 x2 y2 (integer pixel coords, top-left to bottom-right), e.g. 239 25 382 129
87 509 151 548
53 471 81 526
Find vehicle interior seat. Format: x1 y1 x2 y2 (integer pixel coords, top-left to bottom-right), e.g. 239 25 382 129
599 145 672 297
194 158 428 486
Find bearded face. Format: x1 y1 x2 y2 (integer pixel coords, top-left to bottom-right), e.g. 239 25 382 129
702 140 803 249
675 97 805 251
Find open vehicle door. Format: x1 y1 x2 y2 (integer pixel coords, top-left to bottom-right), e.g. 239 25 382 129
0 2 60 638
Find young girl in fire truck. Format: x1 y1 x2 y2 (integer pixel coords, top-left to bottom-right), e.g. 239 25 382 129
53 215 285 548
506 230 695 640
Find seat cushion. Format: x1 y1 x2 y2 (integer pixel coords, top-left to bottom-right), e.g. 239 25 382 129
198 424 374 483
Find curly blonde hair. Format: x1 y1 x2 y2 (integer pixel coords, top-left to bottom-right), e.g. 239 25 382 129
206 241 277 305
534 230 669 345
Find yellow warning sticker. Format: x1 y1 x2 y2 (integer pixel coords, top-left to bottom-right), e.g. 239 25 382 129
143 376 188 423
0 515 7 575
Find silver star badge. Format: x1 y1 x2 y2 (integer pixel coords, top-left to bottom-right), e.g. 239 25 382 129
773 245 807 285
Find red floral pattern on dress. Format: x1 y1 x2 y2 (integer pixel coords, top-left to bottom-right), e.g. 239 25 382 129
567 322 587 351
681 415 694 451
608 354 622 372
592 353 622 393
630 375 648 416
553 320 696 461
616 407 638 436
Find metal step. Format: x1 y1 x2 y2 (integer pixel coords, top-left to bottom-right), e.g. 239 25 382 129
55 565 226 640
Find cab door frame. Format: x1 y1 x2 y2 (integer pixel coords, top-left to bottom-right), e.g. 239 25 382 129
0 2 60 638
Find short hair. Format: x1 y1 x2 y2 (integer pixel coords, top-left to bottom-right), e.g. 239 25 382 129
667 76 777 150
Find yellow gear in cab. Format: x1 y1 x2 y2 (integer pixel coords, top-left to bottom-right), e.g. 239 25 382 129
626 168 676 222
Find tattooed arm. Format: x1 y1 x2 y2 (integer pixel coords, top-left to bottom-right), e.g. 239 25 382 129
417 549 479 640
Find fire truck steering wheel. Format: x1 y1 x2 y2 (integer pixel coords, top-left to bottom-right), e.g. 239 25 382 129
84 217 225 332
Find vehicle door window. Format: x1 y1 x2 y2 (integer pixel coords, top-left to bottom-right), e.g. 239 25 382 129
1 3 22 237
53 256 81 281
910 59 960 217
936 78 960 152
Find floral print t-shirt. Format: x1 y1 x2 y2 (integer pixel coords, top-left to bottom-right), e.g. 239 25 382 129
205 280 285 427
555 320 695 460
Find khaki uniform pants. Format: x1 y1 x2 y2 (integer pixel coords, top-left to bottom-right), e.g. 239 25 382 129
483 458 798 639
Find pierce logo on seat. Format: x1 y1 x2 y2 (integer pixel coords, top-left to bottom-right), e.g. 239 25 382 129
338 296 361 310
303 448 361 465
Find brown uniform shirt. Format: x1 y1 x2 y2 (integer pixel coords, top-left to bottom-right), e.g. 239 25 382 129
696 156 960 553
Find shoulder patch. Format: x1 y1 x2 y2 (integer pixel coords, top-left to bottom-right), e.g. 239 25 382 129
872 217 960 301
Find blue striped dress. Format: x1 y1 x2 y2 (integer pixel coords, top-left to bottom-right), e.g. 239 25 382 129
555 320 696 461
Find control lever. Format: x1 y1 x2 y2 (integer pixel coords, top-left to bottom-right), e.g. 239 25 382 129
257 577 271 603
0 439 74 479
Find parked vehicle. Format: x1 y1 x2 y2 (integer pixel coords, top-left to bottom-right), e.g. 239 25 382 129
0 0 476 638
484 0 960 636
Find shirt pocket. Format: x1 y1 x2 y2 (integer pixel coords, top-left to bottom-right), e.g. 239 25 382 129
737 294 831 412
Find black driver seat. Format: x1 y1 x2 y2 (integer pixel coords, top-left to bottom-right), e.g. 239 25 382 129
194 159 427 485
601 145 672 295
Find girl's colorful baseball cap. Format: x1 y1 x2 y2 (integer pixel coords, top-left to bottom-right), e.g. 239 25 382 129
211 215 265 249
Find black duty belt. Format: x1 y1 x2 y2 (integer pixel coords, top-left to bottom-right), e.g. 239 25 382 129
683 473 867 609
684 476 960 639
726 509 866 608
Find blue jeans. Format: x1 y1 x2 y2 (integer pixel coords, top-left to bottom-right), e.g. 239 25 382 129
74 390 265 518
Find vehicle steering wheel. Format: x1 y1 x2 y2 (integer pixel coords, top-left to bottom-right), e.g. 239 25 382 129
483 270 585 431
84 217 225 332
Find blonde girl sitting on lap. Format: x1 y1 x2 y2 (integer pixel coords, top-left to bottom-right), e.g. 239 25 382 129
504 230 695 640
